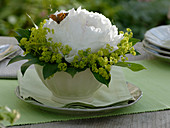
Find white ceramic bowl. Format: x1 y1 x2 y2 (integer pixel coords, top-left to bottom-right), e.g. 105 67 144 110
34 64 102 104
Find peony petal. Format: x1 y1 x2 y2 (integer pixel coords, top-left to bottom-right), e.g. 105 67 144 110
44 7 123 63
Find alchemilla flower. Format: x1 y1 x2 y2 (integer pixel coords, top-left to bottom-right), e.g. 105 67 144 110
9 7 145 87
44 7 123 63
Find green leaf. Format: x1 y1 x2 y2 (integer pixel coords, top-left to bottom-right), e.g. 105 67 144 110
91 69 110 87
23 53 38 59
43 63 59 79
65 67 86 78
7 55 25 65
15 29 31 48
135 50 141 55
15 36 22 43
7 53 39 66
8 53 44 76
21 58 40 76
115 62 146 71
65 67 78 77
15 29 31 40
129 38 140 46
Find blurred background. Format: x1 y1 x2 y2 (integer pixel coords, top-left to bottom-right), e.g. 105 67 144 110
0 0 169 39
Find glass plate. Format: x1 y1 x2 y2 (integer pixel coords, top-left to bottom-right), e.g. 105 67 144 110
15 82 142 114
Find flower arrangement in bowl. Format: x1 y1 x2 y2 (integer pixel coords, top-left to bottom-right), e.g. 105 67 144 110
9 7 145 103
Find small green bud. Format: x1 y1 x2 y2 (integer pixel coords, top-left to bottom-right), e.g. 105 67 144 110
105 64 111 71
52 29 54 34
58 63 67 71
132 51 136 56
126 28 132 32
119 31 124 34
121 57 125 62
97 50 103 56
48 37 53 41
114 59 118 64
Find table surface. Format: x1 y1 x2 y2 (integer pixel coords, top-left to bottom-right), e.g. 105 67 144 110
1 36 170 128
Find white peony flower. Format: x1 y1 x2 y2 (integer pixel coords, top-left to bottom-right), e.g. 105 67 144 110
44 7 123 63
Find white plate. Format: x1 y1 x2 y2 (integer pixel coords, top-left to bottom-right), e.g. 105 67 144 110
0 44 11 54
144 25 170 50
143 39 170 55
0 44 20 61
15 82 142 114
143 44 170 62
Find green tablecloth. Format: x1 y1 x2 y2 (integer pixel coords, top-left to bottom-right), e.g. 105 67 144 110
1 59 170 126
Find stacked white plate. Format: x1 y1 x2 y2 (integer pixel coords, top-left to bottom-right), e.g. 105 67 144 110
0 44 21 61
142 25 170 62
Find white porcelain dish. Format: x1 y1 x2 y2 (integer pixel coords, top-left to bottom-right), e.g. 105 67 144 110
143 39 170 55
0 44 20 61
0 44 11 54
143 44 170 62
16 82 142 114
144 25 170 50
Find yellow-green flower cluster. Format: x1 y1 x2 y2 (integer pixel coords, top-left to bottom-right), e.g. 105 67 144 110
19 20 136 80
70 28 136 80
118 28 136 58
70 45 114 80
19 20 72 71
